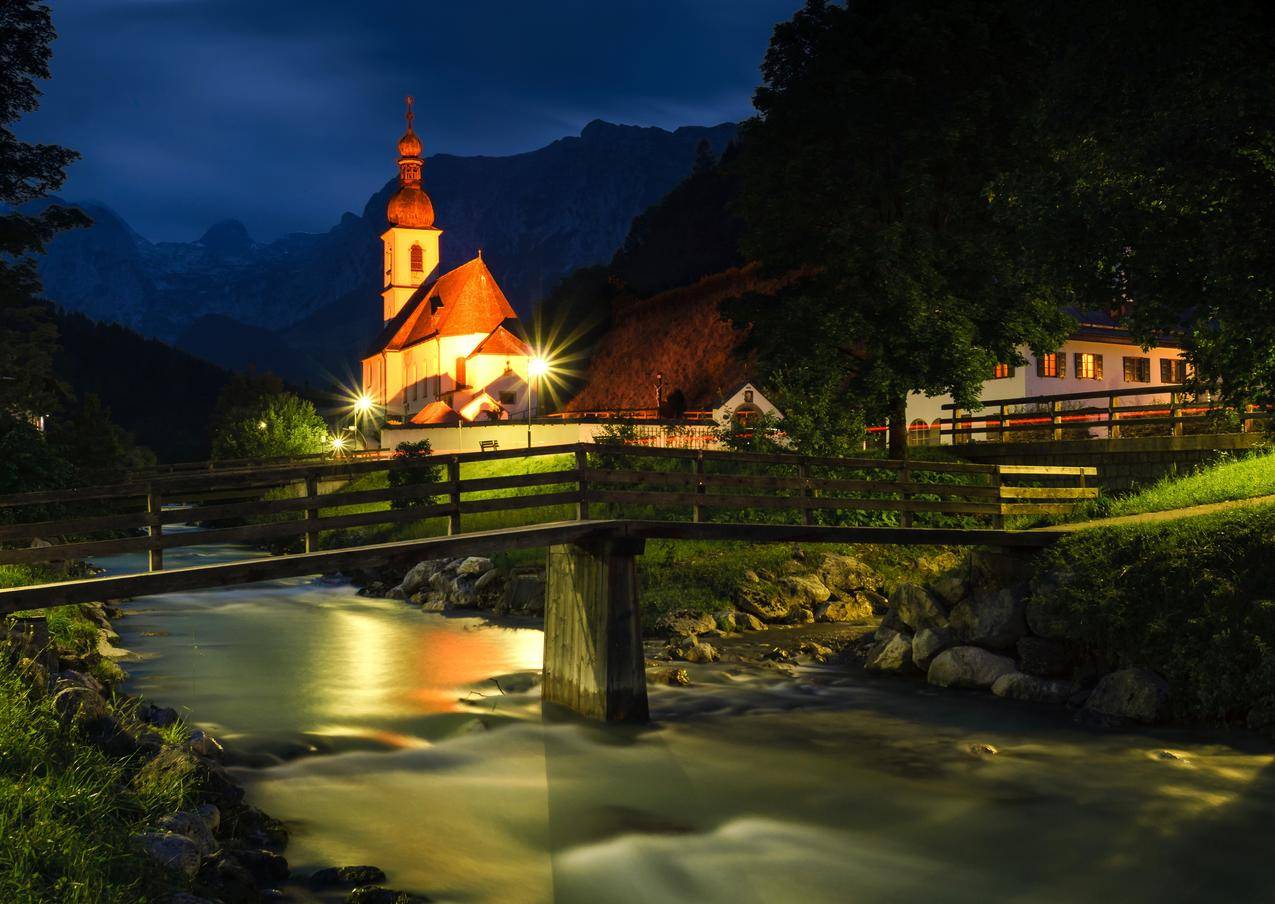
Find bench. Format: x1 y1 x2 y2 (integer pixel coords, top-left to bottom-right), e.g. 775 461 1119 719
480 440 500 453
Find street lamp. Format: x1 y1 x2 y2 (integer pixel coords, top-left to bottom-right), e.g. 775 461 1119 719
527 355 550 449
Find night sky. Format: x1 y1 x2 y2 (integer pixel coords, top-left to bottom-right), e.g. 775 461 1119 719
20 0 800 244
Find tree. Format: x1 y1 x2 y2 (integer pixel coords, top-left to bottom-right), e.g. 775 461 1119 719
46 393 155 483
730 0 1074 458
210 373 328 461
386 439 441 510
993 1 1275 405
0 1 89 418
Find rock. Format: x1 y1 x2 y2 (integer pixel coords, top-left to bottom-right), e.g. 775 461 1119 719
813 594 875 623
198 852 258 904
969 743 999 756
419 594 449 613
456 556 494 576
133 831 201 877
927 646 1017 690
52 677 110 725
911 627 953 670
134 747 243 808
874 606 905 639
816 554 884 595
782 574 832 606
139 702 181 727
310 866 389 889
655 610 717 637
187 729 224 759
156 810 218 857
742 569 760 583
948 587 1026 649
231 805 289 851
502 572 546 615
385 587 407 601
196 803 220 833
1016 637 1075 678
473 568 501 592
1083 668 1171 724
162 894 218 904
795 641 835 663
235 848 290 884
648 667 692 687
738 574 831 623
348 887 432 904
969 548 1034 589
860 589 890 613
714 610 737 633
991 672 1073 704
865 632 915 673
396 560 446 596
929 574 968 607
737 612 765 632
1023 570 1075 638
665 635 719 664
795 607 815 624
891 584 948 633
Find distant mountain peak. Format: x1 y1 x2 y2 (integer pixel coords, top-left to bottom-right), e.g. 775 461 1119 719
198 218 254 255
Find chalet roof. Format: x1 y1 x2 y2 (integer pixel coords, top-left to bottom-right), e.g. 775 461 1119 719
364 255 518 358
468 321 532 358
409 400 460 426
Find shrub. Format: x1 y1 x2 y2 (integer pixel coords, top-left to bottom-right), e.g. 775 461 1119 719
387 439 442 510
1031 504 1275 722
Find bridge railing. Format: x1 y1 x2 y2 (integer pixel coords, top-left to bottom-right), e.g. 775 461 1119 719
940 386 1269 443
0 443 1096 580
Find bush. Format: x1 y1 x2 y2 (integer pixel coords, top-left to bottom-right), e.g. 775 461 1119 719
210 377 328 462
1031 504 1275 723
387 439 442 510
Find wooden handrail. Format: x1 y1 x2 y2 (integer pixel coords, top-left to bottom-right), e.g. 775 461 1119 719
940 385 1208 410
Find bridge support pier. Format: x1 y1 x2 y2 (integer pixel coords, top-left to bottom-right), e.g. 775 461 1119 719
542 537 649 723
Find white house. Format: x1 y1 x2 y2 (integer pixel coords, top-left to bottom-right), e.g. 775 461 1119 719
711 381 783 426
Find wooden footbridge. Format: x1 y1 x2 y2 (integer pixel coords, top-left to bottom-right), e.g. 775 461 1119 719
0 443 1095 721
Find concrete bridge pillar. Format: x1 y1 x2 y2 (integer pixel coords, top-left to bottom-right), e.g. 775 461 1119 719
542 536 649 722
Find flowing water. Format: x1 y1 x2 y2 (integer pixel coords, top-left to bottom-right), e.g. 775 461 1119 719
97 539 1275 903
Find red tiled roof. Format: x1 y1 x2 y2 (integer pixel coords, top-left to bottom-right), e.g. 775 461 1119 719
409 400 460 425
468 323 532 358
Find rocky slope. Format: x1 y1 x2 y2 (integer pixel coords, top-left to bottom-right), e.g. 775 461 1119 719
34 121 737 383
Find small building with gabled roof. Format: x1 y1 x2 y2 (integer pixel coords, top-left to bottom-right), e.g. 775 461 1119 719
361 99 536 424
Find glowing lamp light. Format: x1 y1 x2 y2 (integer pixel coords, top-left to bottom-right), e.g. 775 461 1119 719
330 434 349 451
528 356 550 379
353 393 375 416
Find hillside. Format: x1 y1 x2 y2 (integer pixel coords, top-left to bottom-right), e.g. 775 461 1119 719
34 121 737 385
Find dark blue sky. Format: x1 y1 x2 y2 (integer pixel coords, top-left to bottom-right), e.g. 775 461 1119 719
21 0 800 243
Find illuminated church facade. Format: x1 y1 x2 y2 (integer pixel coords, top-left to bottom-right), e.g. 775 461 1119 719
361 98 535 426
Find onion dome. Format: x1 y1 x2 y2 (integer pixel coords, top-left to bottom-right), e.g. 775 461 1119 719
387 186 435 228
398 129 422 158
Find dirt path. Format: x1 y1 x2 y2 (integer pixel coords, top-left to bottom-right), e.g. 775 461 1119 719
1035 493 1275 533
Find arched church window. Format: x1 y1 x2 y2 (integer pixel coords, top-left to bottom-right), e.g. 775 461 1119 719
410 244 424 273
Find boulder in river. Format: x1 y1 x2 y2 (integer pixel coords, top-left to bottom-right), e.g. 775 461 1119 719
891 584 949 633
132 831 202 877
502 572 546 615
865 631 915 673
665 635 719 664
1083 668 1171 724
155 810 218 857
816 553 884 595
737 612 766 632
991 671 1073 705
456 556 494 576
911 627 953 670
655 610 717 638
396 560 446 597
347 886 432 904
948 587 1027 650
310 866 389 889
927 646 1017 690
814 593 875 623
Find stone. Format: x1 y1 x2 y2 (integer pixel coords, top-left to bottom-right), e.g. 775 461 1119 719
911 627 953 670
347 887 432 904
795 607 815 624
419 594 448 613
139 702 181 727
655 610 717 637
385 587 406 601
865 632 915 673
874 606 905 639
156 810 218 857
1016 636 1075 678
891 584 948 633
796 641 835 663
310 866 389 889
969 743 999 757
816 554 884 595
135 747 243 808
456 556 494 576
502 572 546 615
929 574 968 607
714 610 737 633
187 729 224 759
738 613 765 632
948 587 1027 649
991 672 1073 704
396 560 442 597
1083 668 1171 724
233 805 289 851
235 848 290 884
196 803 220 833
813 594 875 623
665 635 719 664
970 548 1036 589
473 568 501 592
133 831 202 877
648 667 692 687
198 853 258 904
162 894 218 904
742 569 760 583
927 646 1017 690
52 677 110 725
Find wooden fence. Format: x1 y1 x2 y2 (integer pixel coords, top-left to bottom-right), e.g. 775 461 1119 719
0 444 1096 579
941 386 1269 443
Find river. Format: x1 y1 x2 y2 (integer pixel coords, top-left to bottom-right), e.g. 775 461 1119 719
97 540 1275 903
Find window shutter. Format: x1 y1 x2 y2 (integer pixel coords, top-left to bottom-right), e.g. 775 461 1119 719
1095 355 1104 380
1057 353 1066 378
1036 357 1045 378
1160 359 1171 383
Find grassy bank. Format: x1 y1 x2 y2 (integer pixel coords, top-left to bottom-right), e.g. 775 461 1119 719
1031 501 1275 724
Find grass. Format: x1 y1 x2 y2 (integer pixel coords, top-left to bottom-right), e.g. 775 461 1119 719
0 657 192 903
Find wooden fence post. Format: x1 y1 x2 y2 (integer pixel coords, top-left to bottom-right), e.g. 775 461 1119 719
898 463 912 528
575 447 590 520
1242 403 1254 434
1108 394 1120 439
996 403 1008 443
447 456 462 536
692 452 705 523
990 467 1004 529
1051 400 1063 441
303 473 319 553
1170 392 1184 437
147 484 163 572
799 462 814 526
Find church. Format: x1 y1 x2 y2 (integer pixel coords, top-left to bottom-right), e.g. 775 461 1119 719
361 99 535 426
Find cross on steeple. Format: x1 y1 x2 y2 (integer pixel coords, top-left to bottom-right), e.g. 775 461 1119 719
405 95 415 132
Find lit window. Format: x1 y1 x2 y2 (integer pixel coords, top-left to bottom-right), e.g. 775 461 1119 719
1036 353 1065 378
410 244 424 272
992 363 1014 380
1074 353 1103 380
1161 358 1188 383
1123 356 1151 383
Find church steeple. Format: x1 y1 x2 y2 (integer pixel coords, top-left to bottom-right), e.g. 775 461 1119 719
387 95 434 229
380 94 442 323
